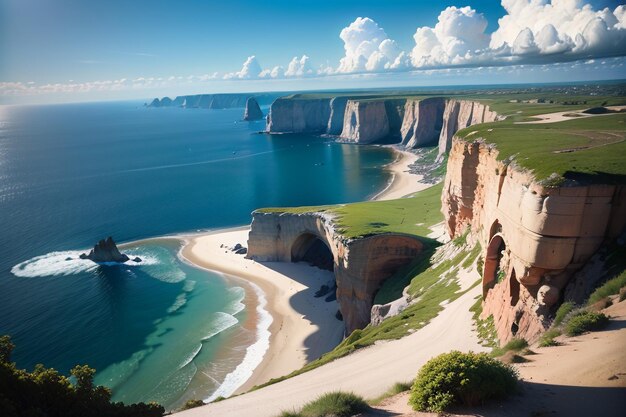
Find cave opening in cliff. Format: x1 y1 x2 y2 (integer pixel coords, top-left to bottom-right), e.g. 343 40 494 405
510 269 520 306
483 234 507 298
291 233 334 272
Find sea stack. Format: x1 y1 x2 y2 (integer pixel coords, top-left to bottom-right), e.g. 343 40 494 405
79 237 139 263
243 97 263 121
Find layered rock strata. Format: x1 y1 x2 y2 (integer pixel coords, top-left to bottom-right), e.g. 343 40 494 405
266 98 332 133
441 138 626 343
247 211 424 333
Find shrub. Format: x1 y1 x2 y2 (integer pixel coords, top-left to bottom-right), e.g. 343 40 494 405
181 399 204 410
553 301 575 327
281 391 369 417
587 271 626 306
409 351 518 413
564 311 609 336
491 338 528 357
538 329 561 347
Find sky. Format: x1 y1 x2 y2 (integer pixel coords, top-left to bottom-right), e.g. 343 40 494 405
1 0 625 104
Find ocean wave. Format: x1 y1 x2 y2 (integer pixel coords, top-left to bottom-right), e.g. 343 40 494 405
226 286 246 316
178 344 203 370
167 293 187 313
206 281 272 402
10 250 158 278
201 312 239 341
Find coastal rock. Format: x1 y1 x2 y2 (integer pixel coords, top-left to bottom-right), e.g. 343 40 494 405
148 98 161 108
243 97 263 121
327 97 349 135
247 211 424 333
442 137 626 343
79 237 137 263
400 97 446 148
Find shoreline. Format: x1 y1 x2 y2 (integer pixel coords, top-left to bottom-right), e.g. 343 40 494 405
175 145 431 399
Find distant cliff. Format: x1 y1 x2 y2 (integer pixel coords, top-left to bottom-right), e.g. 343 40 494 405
148 93 281 110
266 95 500 154
243 97 263 121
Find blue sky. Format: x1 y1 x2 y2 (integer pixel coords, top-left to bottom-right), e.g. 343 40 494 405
1 0 625 103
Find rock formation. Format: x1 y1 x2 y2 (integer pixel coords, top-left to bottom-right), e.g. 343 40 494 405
265 95 499 151
246 211 424 333
148 93 279 109
441 138 626 343
243 97 263 121
80 237 139 263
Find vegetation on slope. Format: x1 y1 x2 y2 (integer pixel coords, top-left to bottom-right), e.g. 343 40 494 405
409 351 518 413
278 391 370 417
0 335 164 417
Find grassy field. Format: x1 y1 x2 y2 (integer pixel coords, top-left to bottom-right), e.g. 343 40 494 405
457 113 626 183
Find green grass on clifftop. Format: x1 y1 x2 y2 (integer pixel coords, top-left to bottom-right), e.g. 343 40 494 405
457 113 626 183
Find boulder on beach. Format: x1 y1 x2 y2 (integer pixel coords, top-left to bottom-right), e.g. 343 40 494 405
79 237 139 263
243 97 263 121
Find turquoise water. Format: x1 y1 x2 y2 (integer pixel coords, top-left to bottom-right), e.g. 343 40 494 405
0 101 394 408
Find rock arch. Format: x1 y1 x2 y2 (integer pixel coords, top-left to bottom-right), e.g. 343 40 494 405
290 232 334 272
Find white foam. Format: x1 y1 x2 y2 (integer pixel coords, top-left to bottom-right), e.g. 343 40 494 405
226 286 246 316
10 250 159 278
201 312 239 341
206 281 273 402
179 344 203 369
167 293 187 313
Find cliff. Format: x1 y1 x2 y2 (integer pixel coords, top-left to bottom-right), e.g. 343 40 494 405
441 137 626 343
266 97 332 134
246 211 424 333
243 97 263 121
266 95 498 152
148 93 264 109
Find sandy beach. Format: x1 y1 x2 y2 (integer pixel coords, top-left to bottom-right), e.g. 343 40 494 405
177 146 432 404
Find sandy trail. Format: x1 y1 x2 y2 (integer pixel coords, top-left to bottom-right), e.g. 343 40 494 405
515 105 626 124
176 285 486 416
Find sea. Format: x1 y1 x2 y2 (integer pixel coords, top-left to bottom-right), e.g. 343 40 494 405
0 100 395 409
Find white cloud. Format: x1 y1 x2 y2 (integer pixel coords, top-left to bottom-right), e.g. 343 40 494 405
336 17 406 73
285 55 314 77
223 55 263 79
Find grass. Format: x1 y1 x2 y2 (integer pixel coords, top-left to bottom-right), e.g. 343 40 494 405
587 270 626 306
538 329 562 347
457 113 626 183
491 338 529 358
279 391 369 417
369 381 413 406
257 182 444 240
470 296 499 349
553 301 576 327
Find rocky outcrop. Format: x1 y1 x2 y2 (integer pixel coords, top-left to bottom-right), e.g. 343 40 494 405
266 97 332 133
247 211 424 333
79 237 139 263
441 138 626 343
243 97 263 121
400 98 446 148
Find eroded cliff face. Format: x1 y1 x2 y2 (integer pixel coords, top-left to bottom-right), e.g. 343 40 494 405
247 211 424 333
442 138 626 343
149 93 251 109
266 95 499 153
266 98 332 134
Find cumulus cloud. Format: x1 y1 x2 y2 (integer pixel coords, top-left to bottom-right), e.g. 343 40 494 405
223 55 263 79
490 0 626 62
285 55 315 77
336 17 407 73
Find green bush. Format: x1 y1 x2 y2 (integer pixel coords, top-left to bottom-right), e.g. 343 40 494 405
409 351 518 413
538 329 562 347
280 391 369 417
564 311 609 336
553 301 576 327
